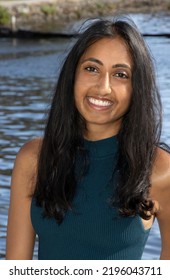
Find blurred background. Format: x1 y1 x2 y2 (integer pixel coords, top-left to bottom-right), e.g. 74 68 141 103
0 0 170 260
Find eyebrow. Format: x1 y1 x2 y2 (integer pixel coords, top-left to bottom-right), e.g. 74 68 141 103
81 57 131 69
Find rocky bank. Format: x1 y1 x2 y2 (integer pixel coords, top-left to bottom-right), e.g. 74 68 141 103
0 0 170 31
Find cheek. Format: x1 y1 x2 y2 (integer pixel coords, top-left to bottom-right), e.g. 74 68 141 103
119 86 133 111
74 75 89 102
74 72 83 96
125 93 132 108
74 81 84 111
74 82 81 104
119 84 132 99
125 83 133 100
125 87 132 102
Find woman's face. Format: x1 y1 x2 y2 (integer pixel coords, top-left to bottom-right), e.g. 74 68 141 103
74 37 133 139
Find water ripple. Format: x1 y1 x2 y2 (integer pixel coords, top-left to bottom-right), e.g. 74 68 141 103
0 14 170 260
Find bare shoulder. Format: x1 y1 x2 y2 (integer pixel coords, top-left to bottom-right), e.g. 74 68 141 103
17 137 42 159
6 138 43 259
15 138 42 169
12 137 43 194
150 147 170 212
150 147 170 259
152 147 170 183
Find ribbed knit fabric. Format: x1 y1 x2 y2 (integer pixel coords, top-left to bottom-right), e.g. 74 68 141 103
31 135 150 260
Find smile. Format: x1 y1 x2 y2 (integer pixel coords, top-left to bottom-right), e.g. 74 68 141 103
87 97 112 107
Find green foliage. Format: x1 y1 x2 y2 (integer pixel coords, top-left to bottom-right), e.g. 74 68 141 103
41 4 56 16
0 6 10 25
95 2 116 16
74 9 82 20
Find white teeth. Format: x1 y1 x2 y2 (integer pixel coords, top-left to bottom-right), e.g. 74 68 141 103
88 97 112 107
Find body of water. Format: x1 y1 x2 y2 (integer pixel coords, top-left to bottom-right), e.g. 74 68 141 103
0 13 170 260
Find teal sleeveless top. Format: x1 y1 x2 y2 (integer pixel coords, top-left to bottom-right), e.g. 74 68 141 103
31 135 150 259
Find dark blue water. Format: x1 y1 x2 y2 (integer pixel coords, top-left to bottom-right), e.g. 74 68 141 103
0 13 170 260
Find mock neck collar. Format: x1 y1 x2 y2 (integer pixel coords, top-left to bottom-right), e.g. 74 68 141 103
83 135 118 158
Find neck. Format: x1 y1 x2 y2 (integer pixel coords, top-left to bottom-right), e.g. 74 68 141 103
84 123 120 141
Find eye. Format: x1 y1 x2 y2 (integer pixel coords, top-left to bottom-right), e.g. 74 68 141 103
115 72 128 79
85 66 98 73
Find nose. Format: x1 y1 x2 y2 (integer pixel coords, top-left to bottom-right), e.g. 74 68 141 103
98 73 111 95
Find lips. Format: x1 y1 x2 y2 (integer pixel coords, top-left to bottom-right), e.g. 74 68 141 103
87 96 113 109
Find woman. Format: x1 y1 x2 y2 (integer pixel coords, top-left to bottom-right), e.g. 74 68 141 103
6 16 170 260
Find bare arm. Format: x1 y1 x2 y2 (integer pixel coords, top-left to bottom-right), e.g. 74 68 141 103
151 148 170 260
157 178 170 260
6 139 41 259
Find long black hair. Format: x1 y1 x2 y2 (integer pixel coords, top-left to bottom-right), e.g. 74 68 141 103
34 16 162 223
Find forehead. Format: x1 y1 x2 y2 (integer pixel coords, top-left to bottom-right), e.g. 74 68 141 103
79 37 133 65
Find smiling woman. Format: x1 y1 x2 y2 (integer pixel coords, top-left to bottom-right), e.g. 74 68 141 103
74 37 133 140
6 16 170 260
